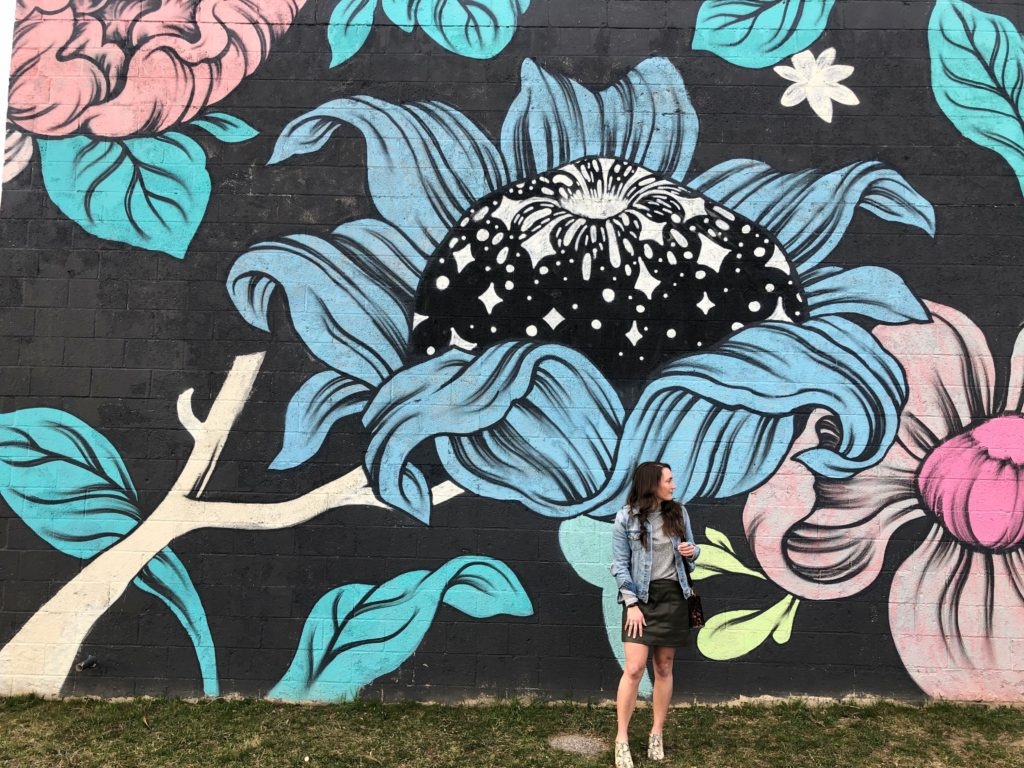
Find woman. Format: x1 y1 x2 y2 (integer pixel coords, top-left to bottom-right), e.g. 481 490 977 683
609 461 700 768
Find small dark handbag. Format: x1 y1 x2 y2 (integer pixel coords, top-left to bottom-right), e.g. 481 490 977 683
681 512 705 629
685 578 705 629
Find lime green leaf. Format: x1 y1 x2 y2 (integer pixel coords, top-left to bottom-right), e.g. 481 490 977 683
697 595 799 661
691 542 765 581
771 595 799 644
704 526 735 553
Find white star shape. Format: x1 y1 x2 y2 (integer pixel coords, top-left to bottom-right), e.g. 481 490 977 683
543 308 565 330
478 283 503 315
625 320 643 347
633 256 661 300
696 233 730 273
452 244 474 273
697 292 716 316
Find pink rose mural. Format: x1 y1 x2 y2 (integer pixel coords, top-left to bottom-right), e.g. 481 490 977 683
6 0 306 257
744 301 1024 701
10 0 305 138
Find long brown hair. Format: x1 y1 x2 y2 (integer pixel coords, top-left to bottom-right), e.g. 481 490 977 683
626 461 686 550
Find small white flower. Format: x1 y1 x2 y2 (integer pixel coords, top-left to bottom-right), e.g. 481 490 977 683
774 48 859 123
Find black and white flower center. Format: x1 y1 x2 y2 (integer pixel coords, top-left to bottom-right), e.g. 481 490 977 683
411 156 806 381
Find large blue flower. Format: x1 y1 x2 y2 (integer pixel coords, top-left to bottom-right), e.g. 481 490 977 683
228 58 934 523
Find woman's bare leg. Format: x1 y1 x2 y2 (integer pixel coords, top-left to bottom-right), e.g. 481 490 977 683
615 642 650 742
650 645 676 735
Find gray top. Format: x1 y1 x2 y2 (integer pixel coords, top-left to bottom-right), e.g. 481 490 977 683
648 511 676 581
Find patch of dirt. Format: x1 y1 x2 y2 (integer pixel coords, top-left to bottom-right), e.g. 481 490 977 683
547 733 608 756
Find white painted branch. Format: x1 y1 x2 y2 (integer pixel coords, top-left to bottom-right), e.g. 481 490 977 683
0 353 465 696
0 518 179 696
173 352 264 498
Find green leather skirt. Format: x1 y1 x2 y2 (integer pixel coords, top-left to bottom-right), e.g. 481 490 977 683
622 578 690 647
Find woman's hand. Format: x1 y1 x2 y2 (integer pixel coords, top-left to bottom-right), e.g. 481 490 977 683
624 605 646 638
678 542 696 558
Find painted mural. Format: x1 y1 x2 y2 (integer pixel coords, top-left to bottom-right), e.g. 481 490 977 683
1 0 1024 703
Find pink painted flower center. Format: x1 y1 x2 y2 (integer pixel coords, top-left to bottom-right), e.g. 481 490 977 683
917 415 1024 552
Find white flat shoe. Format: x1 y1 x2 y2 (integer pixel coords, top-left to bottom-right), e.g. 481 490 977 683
648 732 664 760
614 740 634 768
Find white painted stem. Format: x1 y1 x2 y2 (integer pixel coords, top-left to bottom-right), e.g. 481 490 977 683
0 352 456 697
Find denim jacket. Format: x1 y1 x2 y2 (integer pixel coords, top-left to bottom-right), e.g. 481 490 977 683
609 503 701 605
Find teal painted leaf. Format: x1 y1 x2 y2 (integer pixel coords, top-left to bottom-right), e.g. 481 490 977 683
381 0 414 30
270 556 533 702
190 113 259 143
0 408 218 694
37 132 211 259
557 516 653 696
0 408 141 557
929 0 1024 195
693 0 836 68
328 0 377 67
135 549 220 696
383 0 528 59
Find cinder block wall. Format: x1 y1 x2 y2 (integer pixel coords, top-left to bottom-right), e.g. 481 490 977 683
2 0 1022 703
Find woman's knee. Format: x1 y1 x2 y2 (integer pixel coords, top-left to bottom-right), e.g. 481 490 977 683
622 661 647 681
651 650 674 678
652 659 673 679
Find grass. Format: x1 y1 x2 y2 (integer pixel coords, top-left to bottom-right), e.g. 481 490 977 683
0 697 1022 767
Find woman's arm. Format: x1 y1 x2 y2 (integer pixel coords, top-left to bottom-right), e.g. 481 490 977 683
609 509 639 605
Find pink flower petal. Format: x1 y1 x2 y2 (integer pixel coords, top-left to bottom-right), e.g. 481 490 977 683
743 411 923 600
4 127 34 183
1005 324 1024 413
873 302 995 461
890 527 1024 701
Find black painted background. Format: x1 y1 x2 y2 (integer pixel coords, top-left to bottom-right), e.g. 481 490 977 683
1 0 1023 701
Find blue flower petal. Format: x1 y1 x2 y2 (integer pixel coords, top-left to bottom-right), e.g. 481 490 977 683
271 372 372 471
802 265 929 324
364 341 796 521
501 58 700 182
363 343 624 522
598 57 698 182
363 349 477 522
500 59 604 180
649 317 907 477
329 218 425 304
615 392 797 504
271 97 507 252
227 220 419 386
690 159 936 271
438 352 624 511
